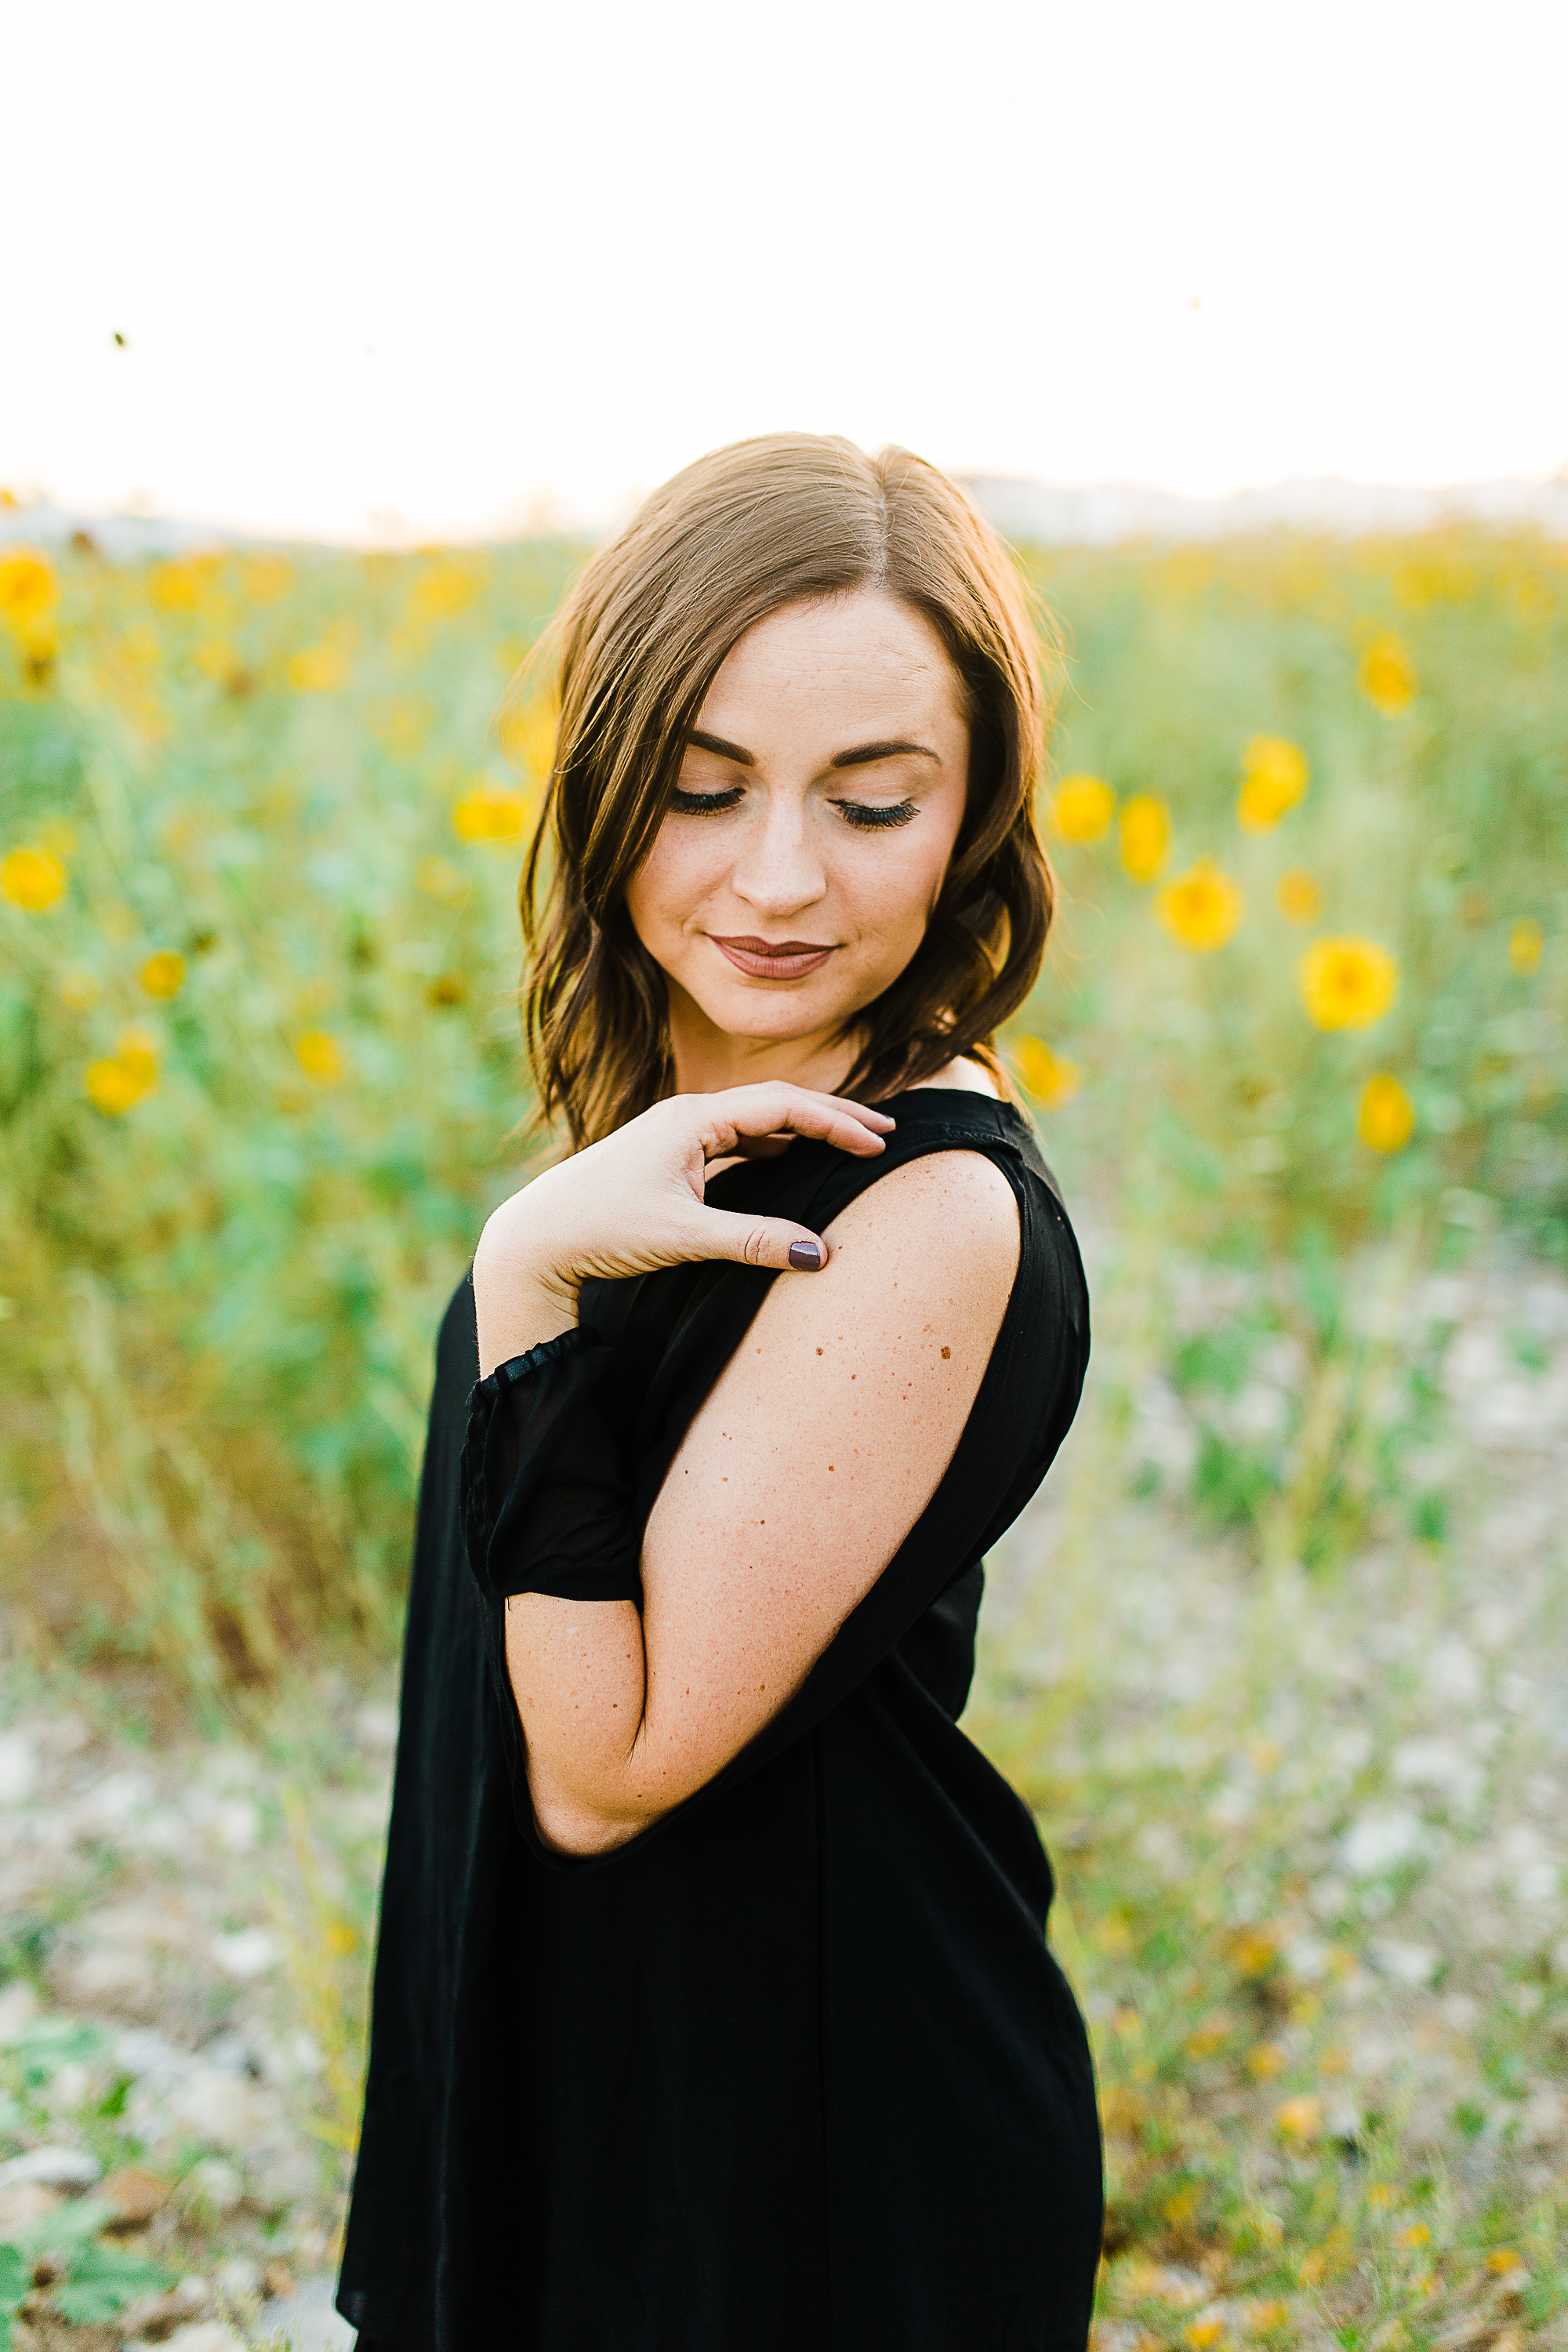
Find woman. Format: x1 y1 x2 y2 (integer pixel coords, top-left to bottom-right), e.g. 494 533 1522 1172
339 435 1102 2352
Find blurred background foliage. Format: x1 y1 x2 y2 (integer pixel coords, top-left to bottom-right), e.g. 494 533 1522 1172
0 524 1563 1686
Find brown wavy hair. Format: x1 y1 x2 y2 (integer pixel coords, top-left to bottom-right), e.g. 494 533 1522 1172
517 434 1057 1149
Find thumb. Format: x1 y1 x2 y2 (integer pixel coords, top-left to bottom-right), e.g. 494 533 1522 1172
698 1207 829 1275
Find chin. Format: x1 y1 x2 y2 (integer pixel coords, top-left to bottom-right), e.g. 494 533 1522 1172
699 989 838 1044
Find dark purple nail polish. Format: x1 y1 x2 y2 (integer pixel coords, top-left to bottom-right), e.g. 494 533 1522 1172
789 1240 823 1271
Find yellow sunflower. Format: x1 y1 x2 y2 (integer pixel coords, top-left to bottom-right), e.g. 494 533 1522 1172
452 782 531 844
1051 775 1116 844
296 1030 344 1083
85 1029 159 1114
1358 635 1417 714
1118 795 1170 883
1013 1035 1080 1107
1300 938 1399 1029
1156 861 1244 952
1 846 67 912
1358 1075 1414 1152
1508 918 1542 974
140 949 186 1000
1237 735 1309 831
0 547 58 630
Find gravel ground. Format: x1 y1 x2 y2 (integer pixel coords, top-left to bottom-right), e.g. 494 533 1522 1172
0 1240 1560 2347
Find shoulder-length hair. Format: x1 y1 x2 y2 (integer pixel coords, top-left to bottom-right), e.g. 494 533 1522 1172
517 434 1057 1149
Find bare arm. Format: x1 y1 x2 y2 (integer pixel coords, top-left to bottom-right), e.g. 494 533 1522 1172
503 1149 1019 1854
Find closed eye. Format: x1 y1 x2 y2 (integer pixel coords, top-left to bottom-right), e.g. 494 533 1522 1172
670 785 745 815
833 798 919 831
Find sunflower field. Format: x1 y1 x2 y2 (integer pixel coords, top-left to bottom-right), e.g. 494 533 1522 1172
1 524 1565 1677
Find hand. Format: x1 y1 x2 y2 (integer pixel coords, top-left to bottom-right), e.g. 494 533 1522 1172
472 1085 895 1375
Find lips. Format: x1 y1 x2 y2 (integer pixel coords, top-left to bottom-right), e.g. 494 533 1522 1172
709 935 838 981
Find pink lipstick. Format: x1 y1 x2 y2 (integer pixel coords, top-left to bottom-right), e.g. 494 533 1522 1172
710 935 837 981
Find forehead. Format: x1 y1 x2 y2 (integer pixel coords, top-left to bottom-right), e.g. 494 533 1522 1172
699 588 964 726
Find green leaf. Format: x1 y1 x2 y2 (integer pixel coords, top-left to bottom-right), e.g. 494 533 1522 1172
0 2243 26 2313
53 2240 172 2327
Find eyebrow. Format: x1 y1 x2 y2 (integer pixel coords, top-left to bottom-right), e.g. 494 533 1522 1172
685 729 941 770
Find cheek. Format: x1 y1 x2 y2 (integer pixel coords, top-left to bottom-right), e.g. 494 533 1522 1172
849 822 960 942
624 826 707 947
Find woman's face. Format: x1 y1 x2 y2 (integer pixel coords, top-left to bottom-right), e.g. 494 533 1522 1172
624 586 971 1087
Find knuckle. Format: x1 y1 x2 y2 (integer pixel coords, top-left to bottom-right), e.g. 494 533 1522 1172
742 1226 769 1266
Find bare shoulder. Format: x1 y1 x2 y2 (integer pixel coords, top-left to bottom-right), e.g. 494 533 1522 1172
907 1052 1003 1098
784 1145 1022 1368
823 1145 1019 1289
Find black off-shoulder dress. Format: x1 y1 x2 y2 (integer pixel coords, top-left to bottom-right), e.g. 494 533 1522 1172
338 1090 1103 2352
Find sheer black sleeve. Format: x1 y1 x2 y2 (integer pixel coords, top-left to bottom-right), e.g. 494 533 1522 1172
459 1325 642 1606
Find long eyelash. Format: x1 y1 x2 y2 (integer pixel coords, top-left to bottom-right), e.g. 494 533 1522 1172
834 798 919 831
670 786 745 815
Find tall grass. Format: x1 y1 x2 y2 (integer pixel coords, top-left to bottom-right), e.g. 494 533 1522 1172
1 525 1564 1678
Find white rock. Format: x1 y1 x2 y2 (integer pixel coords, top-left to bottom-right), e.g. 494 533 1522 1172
82 1898 195 1952
285 2030 326 2078
1369 1937 1439 1986
214 2255 262 2303
43 2060 93 2113
1470 1599 1519 1647
1519 2085 1565 2147
0 1734 38 1804
1391 1737 1484 1813
265 2275 355 2350
212 1928 278 1978
1341 1807 1429 1876
0 1982 38 2042
1207 1784 1253 1828
32 1715 89 1758
1229 1382 1287 1438
71 1767 156 1835
0 2143 100 2187
246 2135 320 2205
354 1702 399 1751
1425 1638 1483 1706
1131 1377 1198 1479
1499 1822 1561 1907
111 2023 187 2078
0 2181 60 2233
182 2155 245 2212
73 1951 165 2008
165 2065 259 2143
162 2325 245 2352
200 2028 262 2077
1134 1822 1186 1875
186 1790 260 1853
136 1806 201 1858
1283 1933 1332 1981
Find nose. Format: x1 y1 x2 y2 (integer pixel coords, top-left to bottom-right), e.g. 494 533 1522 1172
728 791 828 920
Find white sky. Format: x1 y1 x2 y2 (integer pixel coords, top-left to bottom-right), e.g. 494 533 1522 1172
6 0 1566 541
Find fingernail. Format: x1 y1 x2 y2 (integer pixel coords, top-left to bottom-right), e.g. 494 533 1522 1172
789 1240 823 1271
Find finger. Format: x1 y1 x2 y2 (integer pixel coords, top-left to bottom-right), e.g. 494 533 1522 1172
699 1086 895 1160
696 1208 831 1274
